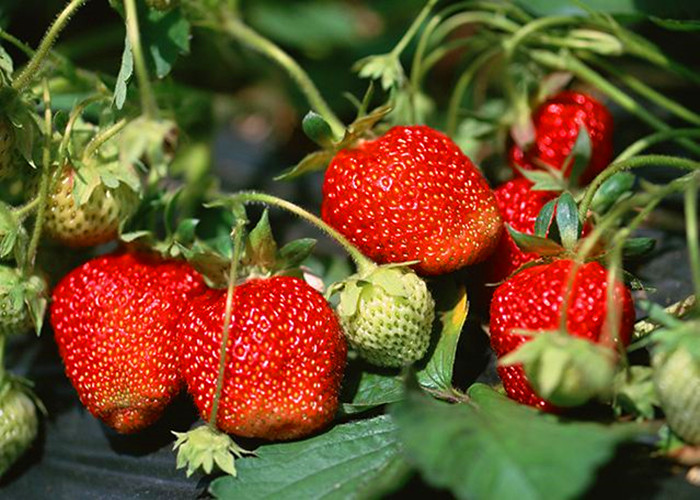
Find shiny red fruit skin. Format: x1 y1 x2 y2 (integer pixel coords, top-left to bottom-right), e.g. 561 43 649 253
485 179 558 286
489 259 634 411
322 126 502 275
179 276 347 441
51 253 206 433
509 91 613 185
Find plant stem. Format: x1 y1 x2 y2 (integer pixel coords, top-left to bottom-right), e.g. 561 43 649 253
219 12 344 139
57 94 109 164
26 80 54 273
231 191 375 274
124 0 158 119
579 155 700 220
615 129 700 162
392 0 438 58
0 29 35 59
13 198 41 219
12 0 90 92
583 53 700 127
503 16 577 55
685 173 700 300
82 118 128 161
209 218 246 428
530 50 700 157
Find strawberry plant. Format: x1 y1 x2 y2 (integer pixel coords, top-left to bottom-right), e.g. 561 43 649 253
0 0 699 497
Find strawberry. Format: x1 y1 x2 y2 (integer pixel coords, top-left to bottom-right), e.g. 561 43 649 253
50 252 206 433
509 91 613 185
0 118 14 179
652 325 700 445
333 265 435 367
490 259 634 410
321 125 502 275
0 378 39 477
44 165 138 248
179 276 347 440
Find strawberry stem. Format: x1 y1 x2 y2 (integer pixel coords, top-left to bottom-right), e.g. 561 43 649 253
26 79 54 274
391 0 439 59
230 191 375 274
684 173 700 302
579 155 700 221
124 0 159 119
615 129 700 162
81 118 128 162
209 218 246 429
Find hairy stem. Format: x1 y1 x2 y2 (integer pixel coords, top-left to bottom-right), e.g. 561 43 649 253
219 12 344 138
13 0 90 92
209 218 246 428
0 29 35 59
579 155 700 220
231 191 375 274
82 118 128 161
615 129 700 162
124 0 158 118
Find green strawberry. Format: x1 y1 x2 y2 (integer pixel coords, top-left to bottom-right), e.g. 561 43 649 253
333 264 435 367
652 324 700 445
0 266 47 336
0 378 39 477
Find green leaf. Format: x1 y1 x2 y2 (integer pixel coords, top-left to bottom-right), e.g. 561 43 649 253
392 383 646 500
613 366 659 420
563 125 592 186
554 192 580 250
71 164 103 207
417 277 468 392
0 45 13 84
354 54 404 91
209 415 405 500
534 198 557 237
302 111 335 147
651 17 700 31
342 371 404 414
514 0 700 18
141 4 191 79
591 172 636 214
113 36 133 110
274 150 334 181
507 225 565 256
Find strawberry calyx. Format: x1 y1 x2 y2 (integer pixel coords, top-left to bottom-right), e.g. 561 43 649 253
172 425 253 478
500 329 618 407
0 265 47 336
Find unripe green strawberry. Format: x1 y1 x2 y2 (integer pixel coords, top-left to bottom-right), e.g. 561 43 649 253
652 327 700 445
0 118 15 180
44 165 138 248
334 265 435 367
0 380 39 477
0 266 47 336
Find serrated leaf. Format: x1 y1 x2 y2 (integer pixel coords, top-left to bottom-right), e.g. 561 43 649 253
417 277 468 392
534 198 557 237
507 225 565 256
302 111 335 147
342 371 404 414
563 125 592 186
274 150 334 181
113 36 133 110
355 54 404 91
391 383 646 500
554 192 580 250
209 415 402 500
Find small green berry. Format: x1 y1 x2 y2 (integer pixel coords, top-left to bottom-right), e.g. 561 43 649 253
0 380 39 477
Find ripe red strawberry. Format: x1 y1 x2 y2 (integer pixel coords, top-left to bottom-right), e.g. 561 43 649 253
484 179 559 285
44 165 138 248
322 125 502 275
509 91 614 185
490 259 634 410
179 276 347 440
50 253 206 433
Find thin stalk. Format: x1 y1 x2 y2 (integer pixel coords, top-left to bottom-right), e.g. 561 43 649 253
0 335 5 381
219 13 344 138
431 12 518 47
579 155 700 220
231 191 374 274
124 0 158 119
26 80 54 272
503 16 577 55
530 50 700 157
209 219 246 428
13 0 90 92
82 118 127 161
685 174 700 300
57 94 109 163
615 129 700 162
13 198 41 219
583 53 700 127
0 30 35 59
446 47 501 136
391 0 439 58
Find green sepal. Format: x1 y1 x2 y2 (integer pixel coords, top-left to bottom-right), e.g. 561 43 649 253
562 124 592 186
302 111 335 147
516 166 567 191
172 425 253 478
506 224 565 256
244 209 277 270
274 150 335 181
0 202 28 266
500 330 618 407
534 198 557 237
554 191 581 251
276 238 316 270
24 275 48 336
0 45 13 86
590 172 636 214
119 116 178 177
621 237 656 258
613 366 659 420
